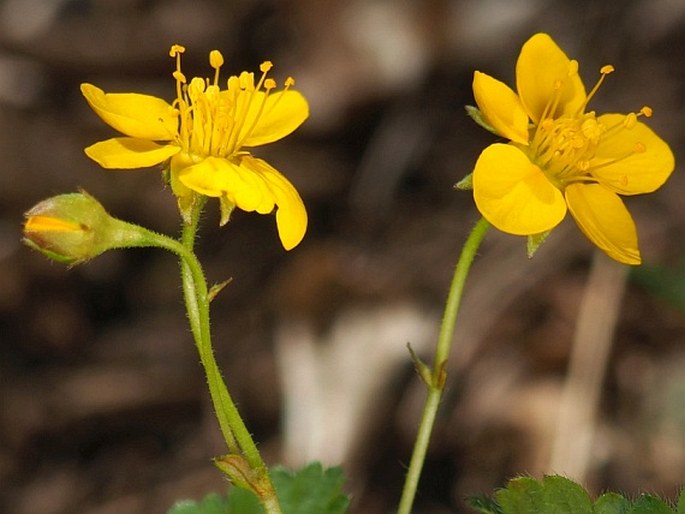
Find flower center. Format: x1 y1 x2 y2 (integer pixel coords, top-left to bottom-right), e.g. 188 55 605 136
168 45 294 162
526 63 650 189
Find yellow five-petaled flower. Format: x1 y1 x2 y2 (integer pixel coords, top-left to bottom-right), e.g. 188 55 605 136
470 33 674 264
81 44 309 250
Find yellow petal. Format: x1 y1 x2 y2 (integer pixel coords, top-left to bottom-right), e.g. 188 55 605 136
240 90 309 147
240 155 307 250
84 138 180 169
516 33 586 123
472 71 530 145
473 143 566 234
178 156 307 250
81 83 178 140
592 114 675 195
565 183 640 265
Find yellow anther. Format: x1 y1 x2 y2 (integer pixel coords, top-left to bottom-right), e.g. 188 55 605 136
260 61 273 73
173 70 187 84
264 78 277 90
170 44 186 57
567 60 579 76
209 50 224 69
284 77 295 88
640 106 653 118
600 64 615 75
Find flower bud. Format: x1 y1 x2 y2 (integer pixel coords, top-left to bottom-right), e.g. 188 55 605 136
23 192 149 265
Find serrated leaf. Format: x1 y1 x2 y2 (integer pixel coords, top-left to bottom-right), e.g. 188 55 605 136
495 476 592 514
166 463 348 514
495 476 545 514
225 487 264 514
629 494 674 514
540 475 592 514
273 463 349 514
167 493 231 514
595 492 631 514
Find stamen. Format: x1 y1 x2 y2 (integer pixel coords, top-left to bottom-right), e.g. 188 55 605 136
640 106 653 118
169 44 186 57
623 113 637 129
209 50 224 86
581 64 614 111
284 77 295 88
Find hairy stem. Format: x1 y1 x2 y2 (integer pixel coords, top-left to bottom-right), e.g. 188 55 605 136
398 217 489 514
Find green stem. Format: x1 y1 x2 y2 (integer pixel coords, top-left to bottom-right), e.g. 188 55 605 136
398 217 489 514
136 201 281 514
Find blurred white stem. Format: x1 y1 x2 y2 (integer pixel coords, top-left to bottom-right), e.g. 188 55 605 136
549 251 629 479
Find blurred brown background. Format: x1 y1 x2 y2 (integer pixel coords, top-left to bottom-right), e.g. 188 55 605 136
1 1 685 513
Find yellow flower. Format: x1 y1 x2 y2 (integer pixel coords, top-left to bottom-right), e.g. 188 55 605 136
81 45 309 250
470 33 674 264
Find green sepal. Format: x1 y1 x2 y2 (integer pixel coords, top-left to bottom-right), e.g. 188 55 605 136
455 172 473 191
465 105 498 136
208 278 233 303
219 195 235 227
527 230 551 259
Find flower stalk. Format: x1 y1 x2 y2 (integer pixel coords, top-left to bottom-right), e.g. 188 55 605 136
155 200 282 513
398 217 489 514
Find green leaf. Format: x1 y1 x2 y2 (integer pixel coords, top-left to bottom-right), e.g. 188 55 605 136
167 489 263 514
167 493 232 514
629 494 674 514
594 492 631 514
273 463 350 514
493 476 592 514
677 487 685 514
166 463 349 514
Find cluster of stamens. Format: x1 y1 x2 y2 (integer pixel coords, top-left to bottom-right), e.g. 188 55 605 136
528 61 651 189
168 44 294 161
